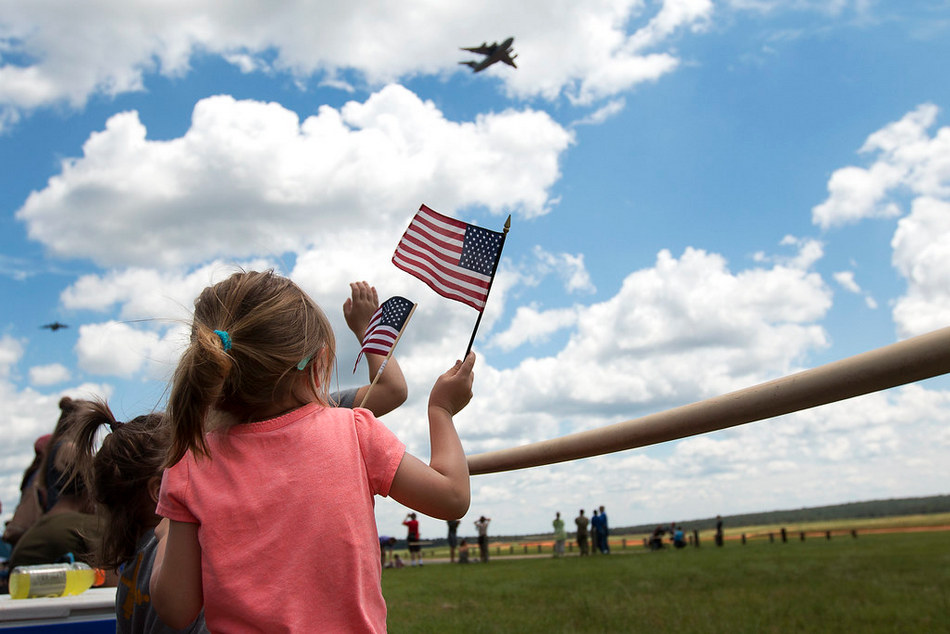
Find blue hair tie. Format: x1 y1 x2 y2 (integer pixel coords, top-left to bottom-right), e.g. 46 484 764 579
213 329 232 352
297 354 312 371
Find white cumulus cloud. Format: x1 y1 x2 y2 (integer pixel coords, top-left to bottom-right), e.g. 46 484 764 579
1 0 716 128
813 104 950 338
29 363 71 386
17 87 572 269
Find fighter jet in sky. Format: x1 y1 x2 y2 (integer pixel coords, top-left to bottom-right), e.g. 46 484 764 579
459 37 517 72
40 322 69 331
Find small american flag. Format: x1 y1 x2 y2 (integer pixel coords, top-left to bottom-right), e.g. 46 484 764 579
392 205 505 311
354 296 415 372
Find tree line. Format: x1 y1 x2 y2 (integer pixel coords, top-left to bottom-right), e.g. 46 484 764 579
609 494 950 537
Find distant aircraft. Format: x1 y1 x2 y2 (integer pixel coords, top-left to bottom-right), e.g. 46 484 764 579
41 322 69 331
459 37 517 72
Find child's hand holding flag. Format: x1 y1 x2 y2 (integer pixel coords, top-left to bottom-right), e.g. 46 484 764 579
354 295 416 373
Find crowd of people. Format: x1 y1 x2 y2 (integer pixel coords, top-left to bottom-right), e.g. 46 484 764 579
377 508 718 564
379 514 491 567
571 507 619 555
571 506 613 555
0 273 475 633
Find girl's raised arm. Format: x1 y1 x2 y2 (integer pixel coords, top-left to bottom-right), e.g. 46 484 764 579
150 519 204 629
344 281 408 416
388 353 475 520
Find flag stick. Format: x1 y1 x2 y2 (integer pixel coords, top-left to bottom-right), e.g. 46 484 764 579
464 215 511 359
358 303 418 409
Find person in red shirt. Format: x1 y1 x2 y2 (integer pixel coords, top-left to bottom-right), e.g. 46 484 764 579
403 513 422 566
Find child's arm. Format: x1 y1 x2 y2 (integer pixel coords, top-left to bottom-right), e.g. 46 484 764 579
149 519 203 629
344 281 408 416
388 353 475 520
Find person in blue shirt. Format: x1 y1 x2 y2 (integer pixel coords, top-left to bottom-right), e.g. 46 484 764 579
673 525 686 548
592 506 610 554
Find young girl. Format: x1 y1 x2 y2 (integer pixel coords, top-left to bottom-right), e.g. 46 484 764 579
67 400 207 634
151 270 473 632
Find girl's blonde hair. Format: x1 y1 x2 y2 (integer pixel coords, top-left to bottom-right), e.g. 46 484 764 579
166 270 335 465
66 400 167 569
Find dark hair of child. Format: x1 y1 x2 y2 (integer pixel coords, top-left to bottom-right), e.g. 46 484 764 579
66 400 168 570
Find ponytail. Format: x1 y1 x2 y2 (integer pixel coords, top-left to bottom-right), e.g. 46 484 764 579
166 322 233 466
65 400 168 569
65 399 116 499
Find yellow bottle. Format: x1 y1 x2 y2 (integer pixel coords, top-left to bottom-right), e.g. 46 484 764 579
9 562 99 599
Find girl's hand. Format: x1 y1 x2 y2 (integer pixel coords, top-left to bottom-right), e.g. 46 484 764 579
429 353 476 416
343 281 379 338
389 353 474 520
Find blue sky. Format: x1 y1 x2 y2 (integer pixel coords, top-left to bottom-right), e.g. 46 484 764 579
2 1 949 539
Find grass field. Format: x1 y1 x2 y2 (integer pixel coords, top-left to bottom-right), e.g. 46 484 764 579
382 531 950 633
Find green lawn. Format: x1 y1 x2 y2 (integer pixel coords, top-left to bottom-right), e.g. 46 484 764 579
382 531 950 633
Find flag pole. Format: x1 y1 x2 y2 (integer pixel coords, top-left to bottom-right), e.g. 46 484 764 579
464 215 511 359
358 303 418 409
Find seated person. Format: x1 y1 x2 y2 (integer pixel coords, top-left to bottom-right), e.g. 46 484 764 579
2 434 51 547
8 468 99 570
9 400 111 582
379 536 397 568
673 526 686 548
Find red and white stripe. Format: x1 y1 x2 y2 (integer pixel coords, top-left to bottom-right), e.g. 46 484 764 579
392 205 492 310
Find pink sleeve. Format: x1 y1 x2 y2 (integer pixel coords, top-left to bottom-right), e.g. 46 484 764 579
156 458 199 524
353 408 405 497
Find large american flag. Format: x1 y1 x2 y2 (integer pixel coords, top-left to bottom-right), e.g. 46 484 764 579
354 296 415 372
392 205 505 311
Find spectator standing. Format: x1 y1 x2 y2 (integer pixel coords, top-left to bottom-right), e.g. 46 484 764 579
574 510 590 556
403 513 422 566
447 519 461 563
597 505 610 554
590 508 600 553
474 516 491 563
552 512 566 557
715 515 724 547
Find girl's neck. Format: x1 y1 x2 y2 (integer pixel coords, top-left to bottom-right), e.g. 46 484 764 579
248 378 315 422
250 401 309 422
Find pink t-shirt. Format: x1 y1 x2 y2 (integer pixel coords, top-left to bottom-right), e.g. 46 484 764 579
157 403 405 633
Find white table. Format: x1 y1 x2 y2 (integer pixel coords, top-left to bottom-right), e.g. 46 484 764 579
0 588 116 631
